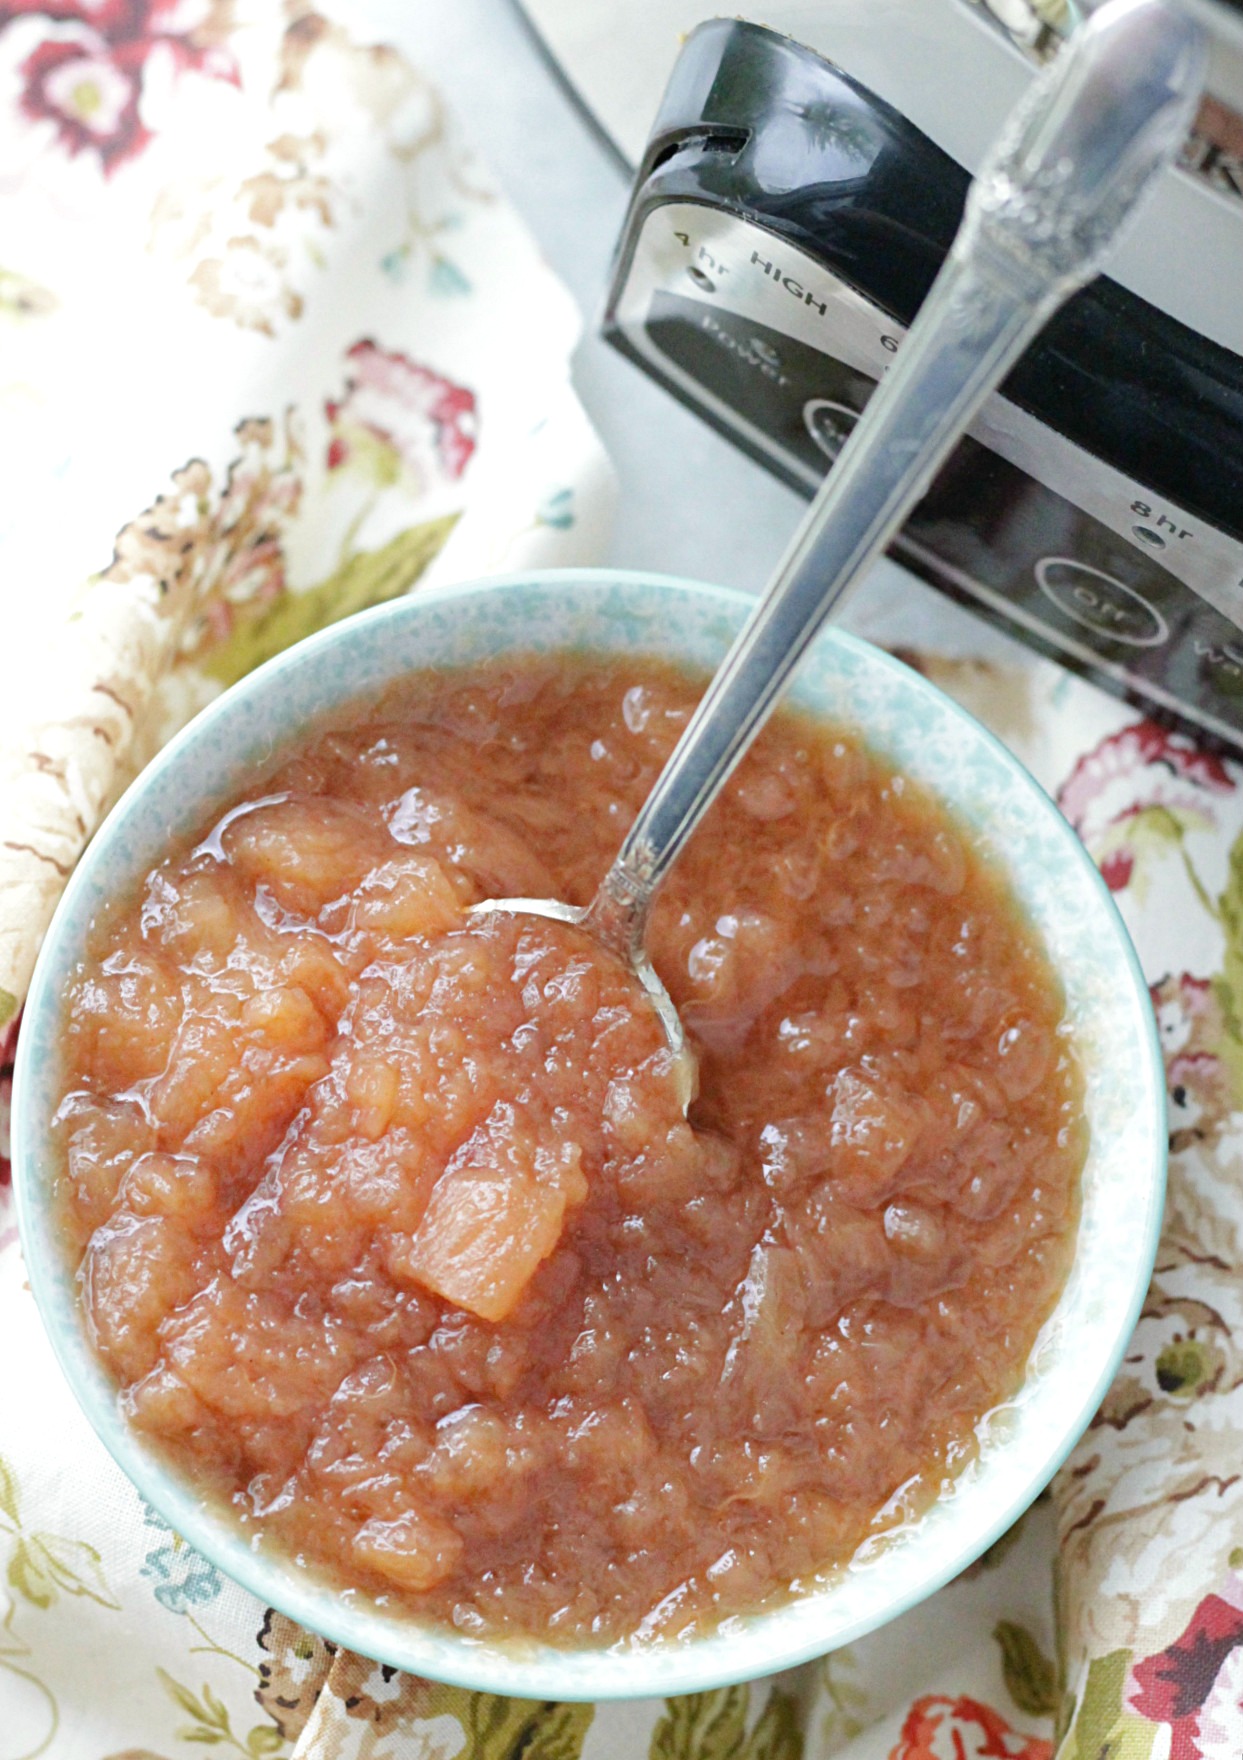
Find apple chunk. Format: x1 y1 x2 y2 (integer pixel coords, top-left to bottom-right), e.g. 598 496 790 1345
395 1104 587 1322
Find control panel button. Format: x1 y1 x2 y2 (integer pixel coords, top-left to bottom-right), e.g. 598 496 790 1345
1035 557 1169 648
803 397 859 463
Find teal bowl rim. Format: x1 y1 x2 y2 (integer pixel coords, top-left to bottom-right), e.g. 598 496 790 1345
13 568 1167 1701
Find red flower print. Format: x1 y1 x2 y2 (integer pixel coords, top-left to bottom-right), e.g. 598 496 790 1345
0 0 215 40
1059 720 1235 840
1131 1594 1243 1760
1056 719 1236 896
1098 847 1135 892
20 32 150 170
0 0 151 30
1 0 238 174
1056 714 1232 823
325 340 478 489
892 1694 1052 1760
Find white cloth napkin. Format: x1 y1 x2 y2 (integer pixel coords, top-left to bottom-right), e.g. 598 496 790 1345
3 2 1242 1756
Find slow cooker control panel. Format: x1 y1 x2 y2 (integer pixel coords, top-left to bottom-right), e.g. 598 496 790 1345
604 20 1243 750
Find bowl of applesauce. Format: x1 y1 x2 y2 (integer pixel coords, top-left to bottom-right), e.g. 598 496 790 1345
13 570 1164 1700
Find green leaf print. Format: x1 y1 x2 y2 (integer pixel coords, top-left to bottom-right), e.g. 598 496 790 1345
650 1685 801 1760
521 1702 596 1760
0 1528 63 1758
461 1693 537 1758
243 1727 284 1758
26 1532 120 1607
651 1687 748 1760
1060 1649 1130 1760
455 1692 559 1760
200 513 459 689
8 1540 54 1609
0 986 16 1028
202 1685 232 1729
994 1621 1058 1717
403 1687 591 1760
7 1532 110 1612
0 1453 21 1527
1213 828 1243 1096
746 1691 803 1760
159 1668 215 1724
1 1452 121 1613
157 1668 287 1758
1107 1713 1160 1760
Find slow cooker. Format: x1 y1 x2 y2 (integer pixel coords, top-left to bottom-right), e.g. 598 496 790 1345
524 0 1243 747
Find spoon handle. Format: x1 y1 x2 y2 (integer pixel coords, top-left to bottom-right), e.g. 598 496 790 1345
585 0 1204 961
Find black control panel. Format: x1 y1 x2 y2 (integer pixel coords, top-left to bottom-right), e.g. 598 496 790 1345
604 19 1243 751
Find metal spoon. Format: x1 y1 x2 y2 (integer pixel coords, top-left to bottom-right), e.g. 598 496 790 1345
473 0 1205 1107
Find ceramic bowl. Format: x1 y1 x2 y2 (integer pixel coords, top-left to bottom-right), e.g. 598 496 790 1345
13 569 1165 1701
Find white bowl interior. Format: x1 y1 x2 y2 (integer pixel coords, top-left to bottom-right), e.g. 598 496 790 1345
13 570 1165 1700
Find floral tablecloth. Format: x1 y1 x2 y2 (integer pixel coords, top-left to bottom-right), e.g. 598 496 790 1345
2 3 1243 1757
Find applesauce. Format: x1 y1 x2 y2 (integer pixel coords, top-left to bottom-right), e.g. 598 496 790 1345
54 655 1084 1641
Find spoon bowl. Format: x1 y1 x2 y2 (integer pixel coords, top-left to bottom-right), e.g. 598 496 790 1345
467 891 698 1109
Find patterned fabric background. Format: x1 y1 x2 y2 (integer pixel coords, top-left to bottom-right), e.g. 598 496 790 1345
2 3 1242 1757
